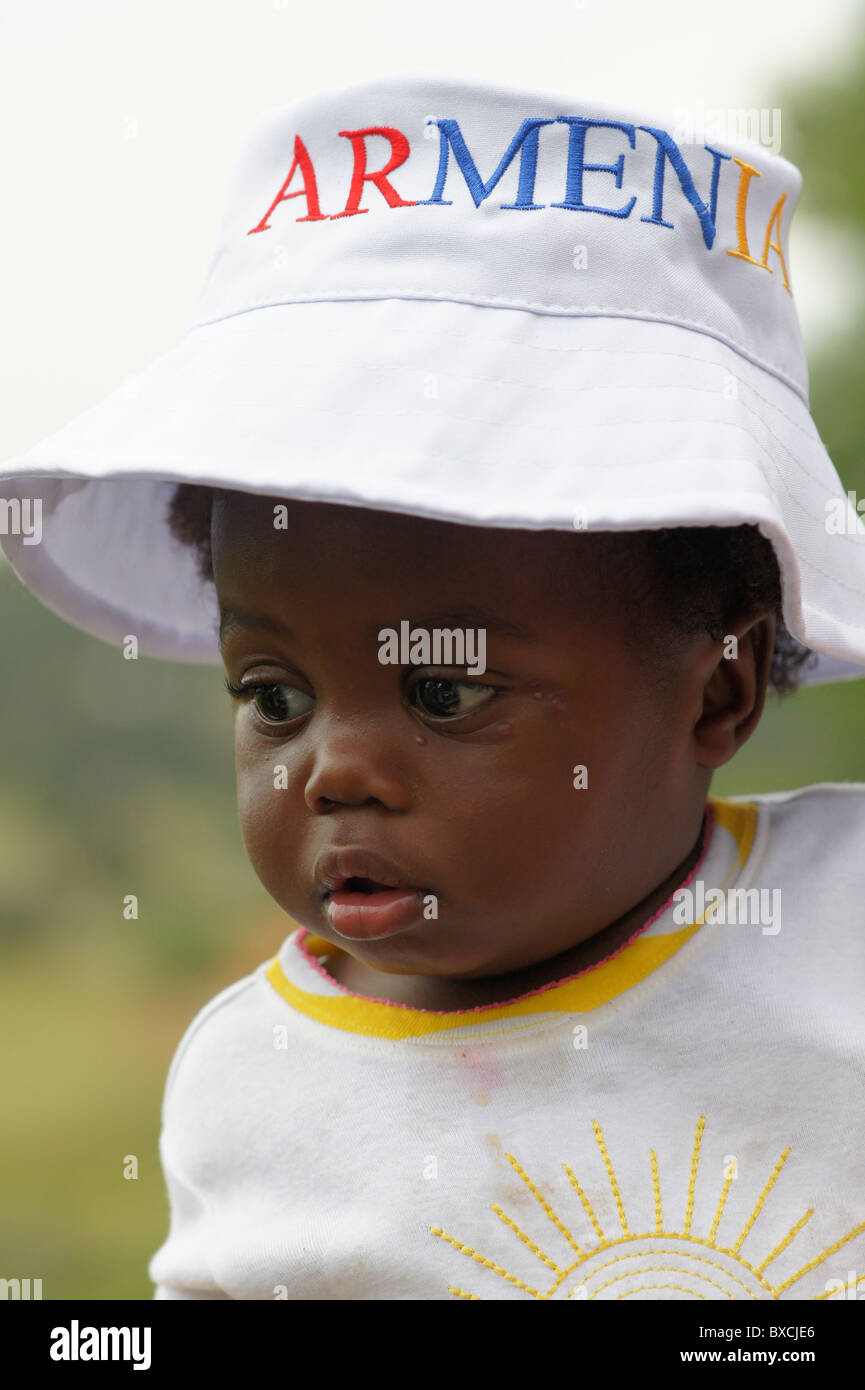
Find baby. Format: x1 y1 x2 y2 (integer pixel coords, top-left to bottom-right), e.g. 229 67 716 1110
2 71 865 1303
143 484 865 1302
170 488 803 1010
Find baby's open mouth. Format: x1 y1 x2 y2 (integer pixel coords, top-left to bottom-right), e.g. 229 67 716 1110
314 847 431 942
341 876 392 896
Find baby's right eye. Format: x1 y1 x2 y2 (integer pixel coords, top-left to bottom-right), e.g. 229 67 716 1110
224 677 314 725
252 683 314 724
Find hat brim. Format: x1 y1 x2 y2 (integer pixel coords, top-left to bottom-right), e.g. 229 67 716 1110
2 296 865 685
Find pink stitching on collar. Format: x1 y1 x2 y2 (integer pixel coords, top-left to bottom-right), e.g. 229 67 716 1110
293 803 717 1017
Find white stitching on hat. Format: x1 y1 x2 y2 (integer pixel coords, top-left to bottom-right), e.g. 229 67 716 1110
202 311 816 435
245 345 854 536
259 350 828 476
192 295 807 401
224 381 859 557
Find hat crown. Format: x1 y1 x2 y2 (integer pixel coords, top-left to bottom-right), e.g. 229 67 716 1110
195 70 807 398
5 71 863 685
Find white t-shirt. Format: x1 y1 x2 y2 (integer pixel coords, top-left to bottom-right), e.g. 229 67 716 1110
148 783 865 1301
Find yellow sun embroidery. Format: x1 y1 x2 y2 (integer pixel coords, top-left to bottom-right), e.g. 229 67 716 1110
430 1117 865 1300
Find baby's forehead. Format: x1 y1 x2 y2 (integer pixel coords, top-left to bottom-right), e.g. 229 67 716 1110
212 492 642 638
215 489 636 568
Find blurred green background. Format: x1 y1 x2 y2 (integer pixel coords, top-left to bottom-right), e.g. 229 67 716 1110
2 38 865 1300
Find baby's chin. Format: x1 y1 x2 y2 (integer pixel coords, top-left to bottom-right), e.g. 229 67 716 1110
308 911 521 982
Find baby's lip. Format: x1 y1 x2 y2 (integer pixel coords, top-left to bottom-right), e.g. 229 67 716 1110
314 846 424 898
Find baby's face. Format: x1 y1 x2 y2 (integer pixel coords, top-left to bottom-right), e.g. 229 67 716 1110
213 493 712 981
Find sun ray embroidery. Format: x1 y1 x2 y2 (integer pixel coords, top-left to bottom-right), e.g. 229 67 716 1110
503 1151 583 1258
650 1149 663 1236
708 1163 736 1244
593 1120 630 1238
429 1117 865 1300
773 1218 865 1296
562 1162 605 1242
730 1147 789 1255
682 1116 705 1238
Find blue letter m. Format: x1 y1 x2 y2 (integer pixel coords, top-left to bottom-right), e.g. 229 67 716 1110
418 118 556 209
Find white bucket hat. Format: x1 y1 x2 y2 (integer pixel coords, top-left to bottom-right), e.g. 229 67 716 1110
2 68 864 684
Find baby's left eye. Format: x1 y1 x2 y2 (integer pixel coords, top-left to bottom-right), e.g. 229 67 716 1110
410 677 495 720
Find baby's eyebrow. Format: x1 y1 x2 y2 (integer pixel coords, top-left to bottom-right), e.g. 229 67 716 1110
218 605 296 648
393 606 536 642
217 603 536 648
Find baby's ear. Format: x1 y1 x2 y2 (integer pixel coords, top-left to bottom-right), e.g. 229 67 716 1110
692 613 775 770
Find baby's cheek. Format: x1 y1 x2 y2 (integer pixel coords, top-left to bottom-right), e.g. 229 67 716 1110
472 723 600 883
234 751 302 903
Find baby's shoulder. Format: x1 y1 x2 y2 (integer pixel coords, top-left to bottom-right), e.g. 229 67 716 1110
717 782 865 937
160 966 268 1113
721 779 865 846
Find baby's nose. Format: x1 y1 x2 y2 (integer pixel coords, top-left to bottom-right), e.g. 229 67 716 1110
302 718 413 814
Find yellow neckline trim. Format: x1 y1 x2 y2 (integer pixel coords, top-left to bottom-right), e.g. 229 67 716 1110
265 797 757 1040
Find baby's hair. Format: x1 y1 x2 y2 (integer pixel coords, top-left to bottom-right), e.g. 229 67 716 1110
621 524 817 695
167 482 816 696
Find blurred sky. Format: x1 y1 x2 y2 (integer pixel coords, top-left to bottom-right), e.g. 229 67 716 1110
1 0 864 464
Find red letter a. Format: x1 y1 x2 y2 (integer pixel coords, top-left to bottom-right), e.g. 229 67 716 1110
247 135 327 233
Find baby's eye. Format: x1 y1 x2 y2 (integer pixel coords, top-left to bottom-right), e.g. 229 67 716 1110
225 676 313 725
251 683 314 724
410 676 495 720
